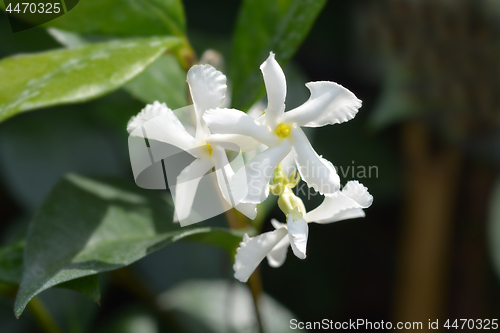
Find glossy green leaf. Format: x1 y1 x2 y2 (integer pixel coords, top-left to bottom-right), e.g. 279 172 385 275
45 0 186 37
125 55 187 109
184 229 248 258
14 174 243 317
48 28 187 109
230 0 326 111
0 36 181 123
0 240 101 303
56 275 101 304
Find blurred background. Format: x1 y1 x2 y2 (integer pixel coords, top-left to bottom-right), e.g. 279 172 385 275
1 0 500 332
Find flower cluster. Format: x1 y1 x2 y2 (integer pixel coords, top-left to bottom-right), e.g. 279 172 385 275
128 52 372 282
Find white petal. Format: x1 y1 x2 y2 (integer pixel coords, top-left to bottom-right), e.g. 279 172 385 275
203 108 278 146
266 219 290 268
127 101 166 133
212 146 234 204
291 127 340 196
304 195 360 223
271 218 286 230
233 228 288 283
187 65 227 141
260 52 286 126
320 208 366 223
304 181 372 224
266 234 290 268
247 100 267 119
187 64 227 119
282 81 362 127
281 150 297 176
234 202 258 220
212 147 257 219
208 134 261 152
173 157 213 225
287 215 308 260
230 139 292 204
128 102 201 157
341 180 373 207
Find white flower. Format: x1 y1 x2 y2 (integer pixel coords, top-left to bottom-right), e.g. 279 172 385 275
233 181 373 283
127 65 257 225
203 52 362 205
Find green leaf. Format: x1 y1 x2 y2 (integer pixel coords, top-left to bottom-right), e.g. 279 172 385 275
0 240 101 303
0 241 24 285
56 275 101 304
124 55 187 109
14 174 243 317
184 229 249 258
0 36 181 123
230 0 326 111
47 27 89 48
48 28 187 109
44 0 186 37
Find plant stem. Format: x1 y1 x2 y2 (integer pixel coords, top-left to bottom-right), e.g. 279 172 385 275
248 268 265 333
223 208 265 333
27 296 64 333
175 37 197 72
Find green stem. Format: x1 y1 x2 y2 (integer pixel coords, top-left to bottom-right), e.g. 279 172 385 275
247 269 265 333
175 37 197 72
222 207 265 332
27 296 64 333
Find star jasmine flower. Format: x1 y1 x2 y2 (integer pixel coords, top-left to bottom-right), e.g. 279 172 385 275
127 64 257 225
203 52 362 205
233 180 373 283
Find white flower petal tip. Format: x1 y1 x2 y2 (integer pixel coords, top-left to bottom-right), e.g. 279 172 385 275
127 101 170 133
304 181 372 224
342 181 373 208
287 215 308 260
233 228 288 283
260 52 286 124
282 81 362 128
187 64 227 118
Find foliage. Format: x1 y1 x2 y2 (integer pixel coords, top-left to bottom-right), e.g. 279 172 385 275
0 37 180 122
230 0 326 111
0 0 327 330
12 174 243 317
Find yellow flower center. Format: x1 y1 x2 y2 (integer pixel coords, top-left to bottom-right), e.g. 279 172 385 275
207 142 213 156
275 123 291 138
